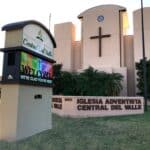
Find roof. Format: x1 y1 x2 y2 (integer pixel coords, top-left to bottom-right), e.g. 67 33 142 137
2 20 56 48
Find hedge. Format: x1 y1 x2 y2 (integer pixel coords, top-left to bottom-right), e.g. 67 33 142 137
53 64 123 96
136 59 150 97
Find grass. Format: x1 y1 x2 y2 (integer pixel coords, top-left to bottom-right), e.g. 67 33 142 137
1 109 150 150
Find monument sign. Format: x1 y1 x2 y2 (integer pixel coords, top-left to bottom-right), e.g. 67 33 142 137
0 20 56 141
52 96 144 117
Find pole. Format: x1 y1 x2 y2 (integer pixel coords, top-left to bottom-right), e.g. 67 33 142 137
140 0 148 111
49 13 51 31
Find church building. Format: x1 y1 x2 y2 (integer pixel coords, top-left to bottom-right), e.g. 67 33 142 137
54 5 150 96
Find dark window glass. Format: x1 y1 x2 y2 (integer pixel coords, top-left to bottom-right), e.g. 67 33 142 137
8 53 15 66
34 94 42 99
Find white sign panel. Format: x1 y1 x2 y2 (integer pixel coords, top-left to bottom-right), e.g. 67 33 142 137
22 24 53 59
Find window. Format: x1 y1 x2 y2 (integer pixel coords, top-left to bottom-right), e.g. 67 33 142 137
34 94 42 99
8 52 15 66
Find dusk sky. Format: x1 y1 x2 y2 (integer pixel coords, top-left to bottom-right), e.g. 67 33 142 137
0 0 150 75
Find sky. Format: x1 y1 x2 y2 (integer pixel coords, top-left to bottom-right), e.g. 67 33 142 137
0 0 150 75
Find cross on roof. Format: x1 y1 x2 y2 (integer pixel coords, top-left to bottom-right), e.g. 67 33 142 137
90 27 111 57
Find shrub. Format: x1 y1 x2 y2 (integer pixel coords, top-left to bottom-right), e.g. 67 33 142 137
53 65 123 96
136 59 150 97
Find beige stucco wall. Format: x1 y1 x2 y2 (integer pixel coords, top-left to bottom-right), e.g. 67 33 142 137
0 84 52 141
16 85 52 140
78 5 126 69
0 84 19 141
54 22 76 71
54 5 127 70
133 7 150 94
124 35 136 96
134 7 150 62
5 29 23 48
73 41 81 71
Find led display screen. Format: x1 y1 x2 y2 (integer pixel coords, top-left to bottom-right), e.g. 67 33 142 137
20 51 53 85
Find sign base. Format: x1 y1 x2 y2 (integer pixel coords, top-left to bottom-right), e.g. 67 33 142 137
0 84 52 141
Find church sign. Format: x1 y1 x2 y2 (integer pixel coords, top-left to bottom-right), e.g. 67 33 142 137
1 20 56 87
22 24 54 59
0 20 56 141
77 98 142 111
52 96 144 117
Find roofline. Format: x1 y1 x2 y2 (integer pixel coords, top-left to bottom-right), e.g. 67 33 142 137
2 20 56 48
133 6 150 13
78 4 126 19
